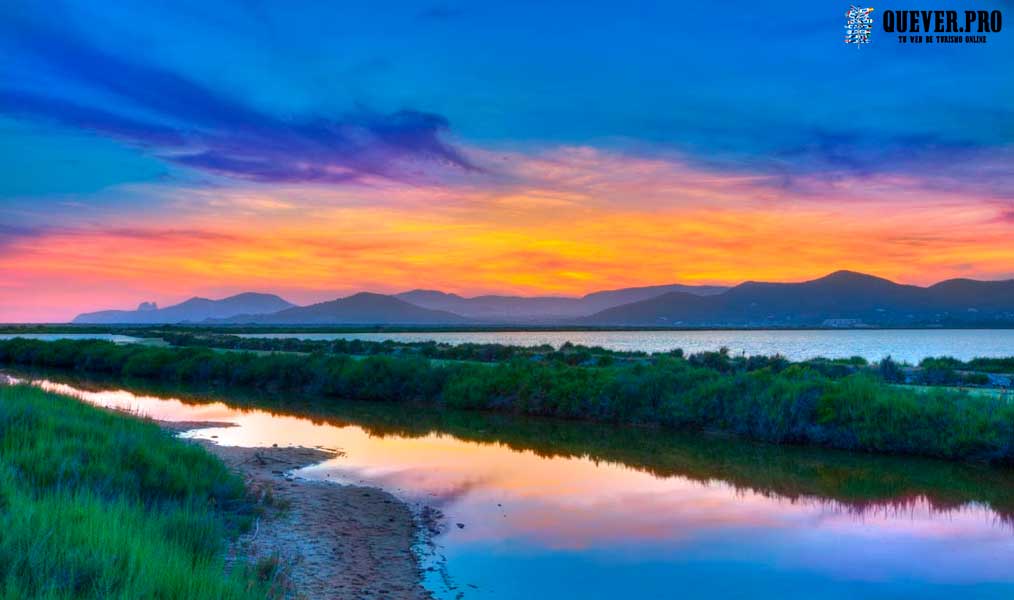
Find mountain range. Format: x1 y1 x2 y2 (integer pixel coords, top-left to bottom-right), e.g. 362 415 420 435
580 271 1014 326
73 293 295 324
70 271 1014 327
209 293 469 325
395 283 727 321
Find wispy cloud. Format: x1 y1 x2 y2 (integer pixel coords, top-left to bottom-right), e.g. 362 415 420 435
1 20 479 185
0 224 44 250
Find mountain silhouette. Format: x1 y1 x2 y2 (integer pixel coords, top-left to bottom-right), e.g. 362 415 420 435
73 293 295 324
396 283 727 322
69 272 1014 327
213 292 469 325
581 271 1014 326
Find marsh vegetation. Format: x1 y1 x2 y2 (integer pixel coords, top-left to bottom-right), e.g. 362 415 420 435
0 384 275 599
2 338 1011 464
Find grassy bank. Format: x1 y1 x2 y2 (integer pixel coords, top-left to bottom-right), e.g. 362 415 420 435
1 338 1012 464
11 367 1014 526
0 384 271 599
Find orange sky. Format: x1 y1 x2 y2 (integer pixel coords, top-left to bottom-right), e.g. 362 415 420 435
2 147 1012 322
3 2 1013 324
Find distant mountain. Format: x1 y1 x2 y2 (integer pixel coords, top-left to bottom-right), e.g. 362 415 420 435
214 292 470 325
396 283 727 322
582 271 1014 326
579 283 728 313
68 272 1014 327
73 293 295 324
926 278 1014 311
395 290 582 321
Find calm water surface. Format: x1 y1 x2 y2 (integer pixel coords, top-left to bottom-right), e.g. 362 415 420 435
4 330 1012 363
6 373 1014 599
0 333 144 343
241 329 1014 363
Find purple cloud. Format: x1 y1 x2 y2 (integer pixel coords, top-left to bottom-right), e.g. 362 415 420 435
0 225 43 250
0 91 186 148
1 21 479 184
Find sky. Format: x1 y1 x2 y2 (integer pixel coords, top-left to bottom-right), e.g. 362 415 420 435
1 0 1012 321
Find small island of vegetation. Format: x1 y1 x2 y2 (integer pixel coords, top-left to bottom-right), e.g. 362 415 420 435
1 337 1011 464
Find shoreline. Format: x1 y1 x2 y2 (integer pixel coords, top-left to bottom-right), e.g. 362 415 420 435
163 421 433 600
4 338 1013 464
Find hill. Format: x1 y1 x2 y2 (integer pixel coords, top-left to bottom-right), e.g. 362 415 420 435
73 293 295 324
396 283 727 322
582 271 1014 326
214 292 470 325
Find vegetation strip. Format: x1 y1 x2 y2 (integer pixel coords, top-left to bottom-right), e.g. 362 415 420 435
2 338 1012 464
152 330 1014 377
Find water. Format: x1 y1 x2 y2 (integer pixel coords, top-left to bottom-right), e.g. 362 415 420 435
3 330 1011 363
0 333 144 343
240 329 1014 363
7 373 1014 599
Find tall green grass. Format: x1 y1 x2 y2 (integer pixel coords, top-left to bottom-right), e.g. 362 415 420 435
0 384 268 599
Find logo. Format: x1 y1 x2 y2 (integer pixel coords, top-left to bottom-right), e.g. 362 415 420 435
884 9 1003 45
845 6 875 46
846 5 1005 47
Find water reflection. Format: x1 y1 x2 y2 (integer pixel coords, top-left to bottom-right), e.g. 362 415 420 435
6 371 1014 599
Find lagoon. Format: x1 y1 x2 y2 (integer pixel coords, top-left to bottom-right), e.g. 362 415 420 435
240 328 1014 363
4 329 1012 363
0 333 145 343
8 372 1014 600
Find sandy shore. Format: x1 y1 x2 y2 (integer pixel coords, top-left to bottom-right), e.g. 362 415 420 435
161 421 432 600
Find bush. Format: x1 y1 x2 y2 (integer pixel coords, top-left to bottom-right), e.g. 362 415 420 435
878 356 906 383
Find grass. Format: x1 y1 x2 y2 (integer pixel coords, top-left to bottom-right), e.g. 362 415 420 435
0 384 271 599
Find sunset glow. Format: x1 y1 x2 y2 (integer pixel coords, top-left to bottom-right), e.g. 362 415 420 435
2 2 1012 321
